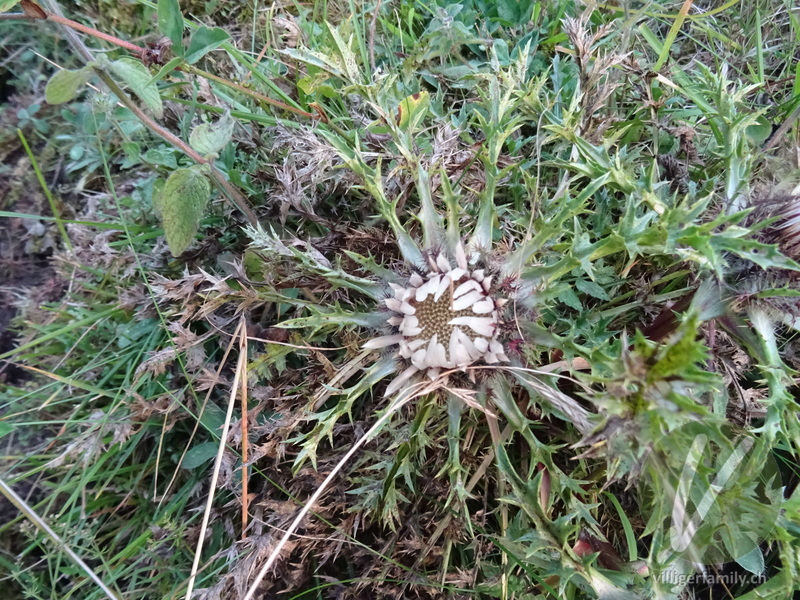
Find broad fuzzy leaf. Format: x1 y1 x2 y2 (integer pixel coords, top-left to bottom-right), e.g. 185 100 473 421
45 68 93 104
189 113 235 157
154 168 211 256
109 58 163 118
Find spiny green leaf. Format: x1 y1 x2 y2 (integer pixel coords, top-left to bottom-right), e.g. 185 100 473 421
556 285 582 311
575 278 610 301
713 237 800 272
735 545 765 576
278 307 384 333
756 288 800 299
185 26 230 64
45 68 92 104
646 318 713 385
189 113 235 157
157 0 184 50
343 250 399 282
109 58 163 118
155 168 211 256
415 162 442 250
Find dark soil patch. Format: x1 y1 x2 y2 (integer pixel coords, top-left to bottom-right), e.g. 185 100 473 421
0 68 15 104
0 111 58 382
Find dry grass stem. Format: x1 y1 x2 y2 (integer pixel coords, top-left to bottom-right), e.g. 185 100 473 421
184 318 248 600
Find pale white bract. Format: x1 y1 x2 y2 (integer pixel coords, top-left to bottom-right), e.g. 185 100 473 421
364 244 509 396
777 185 800 256
777 203 800 254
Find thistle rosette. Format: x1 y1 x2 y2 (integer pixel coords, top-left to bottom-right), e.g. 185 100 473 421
363 243 509 397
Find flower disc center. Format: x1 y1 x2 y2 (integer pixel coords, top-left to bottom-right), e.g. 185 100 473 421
412 293 475 343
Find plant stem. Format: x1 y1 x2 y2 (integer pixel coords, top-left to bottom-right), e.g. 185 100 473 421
0 11 146 55
47 13 146 55
185 319 248 600
240 326 250 540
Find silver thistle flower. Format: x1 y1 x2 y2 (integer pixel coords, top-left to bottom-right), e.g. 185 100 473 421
363 243 509 396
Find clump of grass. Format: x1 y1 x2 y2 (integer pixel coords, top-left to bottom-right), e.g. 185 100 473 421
1 1 800 599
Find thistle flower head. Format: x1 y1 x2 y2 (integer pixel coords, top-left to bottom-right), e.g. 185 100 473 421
364 243 509 396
